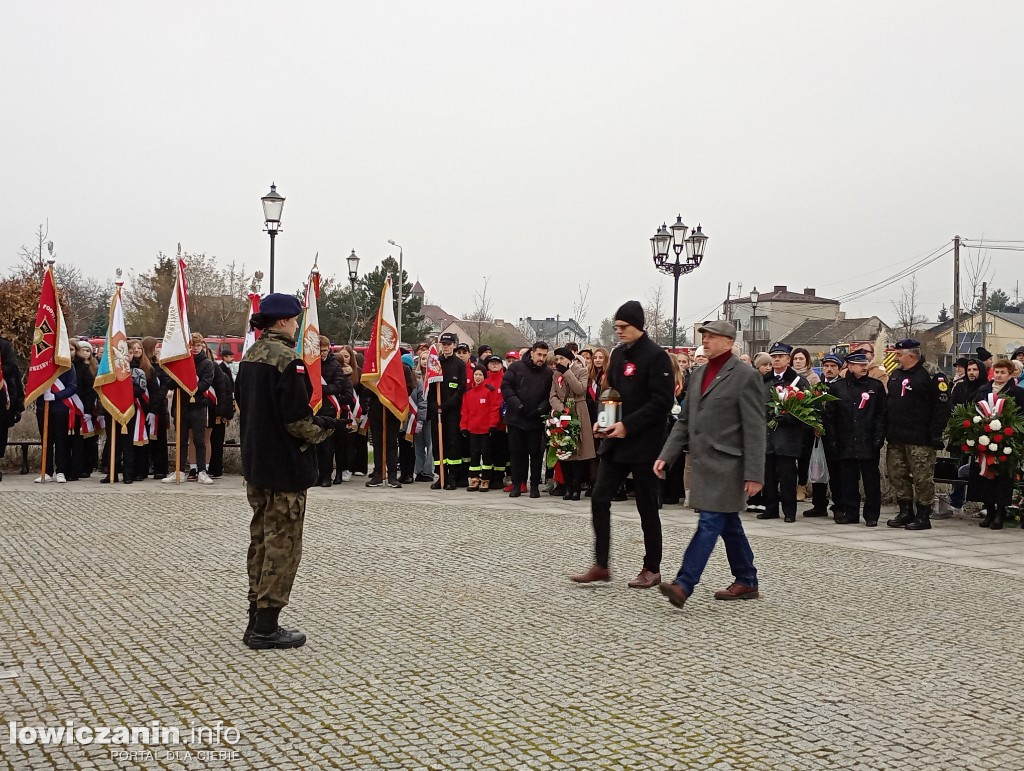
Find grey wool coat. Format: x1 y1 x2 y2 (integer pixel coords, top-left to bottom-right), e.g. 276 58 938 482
659 355 767 513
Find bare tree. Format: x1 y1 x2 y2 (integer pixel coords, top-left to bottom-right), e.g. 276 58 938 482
890 275 928 338
14 222 50 280
463 276 493 345
644 285 672 345
572 281 591 335
963 243 993 328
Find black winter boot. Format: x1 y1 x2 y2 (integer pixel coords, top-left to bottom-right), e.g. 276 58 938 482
886 500 915 528
245 607 306 650
904 502 933 531
990 504 1005 530
979 504 996 528
243 602 257 645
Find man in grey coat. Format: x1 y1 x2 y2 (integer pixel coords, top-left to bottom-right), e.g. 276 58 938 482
654 320 767 608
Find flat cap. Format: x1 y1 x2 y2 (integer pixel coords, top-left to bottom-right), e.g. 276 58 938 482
697 319 736 339
894 338 921 350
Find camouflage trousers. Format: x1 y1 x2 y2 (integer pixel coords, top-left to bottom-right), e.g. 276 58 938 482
886 443 936 505
246 483 307 609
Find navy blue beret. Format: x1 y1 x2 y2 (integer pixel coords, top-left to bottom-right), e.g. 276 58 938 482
260 293 303 320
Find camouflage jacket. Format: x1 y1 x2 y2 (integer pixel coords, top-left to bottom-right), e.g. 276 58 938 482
235 328 332 491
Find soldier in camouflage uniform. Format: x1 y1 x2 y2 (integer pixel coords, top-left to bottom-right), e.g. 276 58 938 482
234 293 341 650
884 339 951 531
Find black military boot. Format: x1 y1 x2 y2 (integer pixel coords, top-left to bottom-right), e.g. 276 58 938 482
245 608 306 650
243 602 257 645
904 502 933 531
990 504 1005 530
886 500 915 528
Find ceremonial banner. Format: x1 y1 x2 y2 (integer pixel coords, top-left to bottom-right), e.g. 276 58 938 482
425 343 443 387
242 293 261 358
94 284 136 425
362 276 410 421
160 257 198 395
24 264 72 403
297 270 323 413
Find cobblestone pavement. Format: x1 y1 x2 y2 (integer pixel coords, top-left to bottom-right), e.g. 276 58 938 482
2 475 1023 770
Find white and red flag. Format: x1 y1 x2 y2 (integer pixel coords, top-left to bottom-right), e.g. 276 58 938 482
159 257 198 395
242 292 261 358
25 263 72 403
297 269 323 413
94 282 136 425
362 275 410 420
425 343 443 387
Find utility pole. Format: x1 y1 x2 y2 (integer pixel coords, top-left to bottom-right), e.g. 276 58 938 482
980 281 988 350
724 282 732 321
953 235 961 360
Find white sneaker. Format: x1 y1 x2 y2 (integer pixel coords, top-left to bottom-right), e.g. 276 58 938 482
353 471 365 477
55 473 67 483
34 474 53 483
161 475 179 484
197 471 214 485
341 470 353 482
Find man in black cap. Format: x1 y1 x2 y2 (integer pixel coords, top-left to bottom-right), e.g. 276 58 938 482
571 300 675 589
429 332 466 489
823 349 888 525
884 338 950 530
803 351 844 518
758 341 811 522
976 346 994 377
235 293 342 649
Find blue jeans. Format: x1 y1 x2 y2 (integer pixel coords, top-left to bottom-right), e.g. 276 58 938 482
414 421 433 476
674 510 758 596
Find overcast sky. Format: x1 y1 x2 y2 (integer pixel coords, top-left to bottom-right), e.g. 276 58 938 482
4 1 1023 337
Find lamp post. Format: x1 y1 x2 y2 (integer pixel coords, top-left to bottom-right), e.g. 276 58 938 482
748 287 760 357
346 249 360 344
387 239 404 345
261 183 285 292
651 215 708 348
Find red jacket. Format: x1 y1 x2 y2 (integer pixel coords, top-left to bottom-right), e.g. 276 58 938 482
460 380 502 434
485 369 506 429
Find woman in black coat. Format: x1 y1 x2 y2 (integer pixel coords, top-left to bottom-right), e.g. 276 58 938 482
967 359 1024 529
947 359 987 508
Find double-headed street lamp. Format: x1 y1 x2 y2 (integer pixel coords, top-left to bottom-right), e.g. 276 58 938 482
261 183 285 293
347 250 361 344
651 215 708 348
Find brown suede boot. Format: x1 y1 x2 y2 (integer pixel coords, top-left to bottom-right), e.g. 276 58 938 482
570 564 611 583
478 479 490 492
467 477 480 492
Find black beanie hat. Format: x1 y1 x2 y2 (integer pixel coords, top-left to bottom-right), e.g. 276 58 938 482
615 300 645 330
553 347 573 360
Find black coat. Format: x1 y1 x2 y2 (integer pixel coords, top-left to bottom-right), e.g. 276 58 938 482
321 355 355 418
598 333 675 465
823 371 888 459
886 361 950 447
966 382 1024 504
501 357 554 430
764 367 811 457
1 336 25 424
215 361 236 420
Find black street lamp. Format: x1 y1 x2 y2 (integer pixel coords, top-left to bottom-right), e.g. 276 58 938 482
651 215 708 348
748 287 760 357
261 183 285 292
346 249 360 344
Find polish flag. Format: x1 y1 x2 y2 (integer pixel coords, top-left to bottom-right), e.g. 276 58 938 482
297 269 323 413
160 257 198 395
362 275 410 420
425 343 443 387
242 292 261 358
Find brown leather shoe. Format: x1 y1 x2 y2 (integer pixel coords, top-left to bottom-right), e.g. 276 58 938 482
570 564 611 583
627 569 661 589
658 581 689 608
713 582 759 600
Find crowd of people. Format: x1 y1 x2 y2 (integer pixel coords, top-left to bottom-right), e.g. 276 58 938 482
4 296 1024 643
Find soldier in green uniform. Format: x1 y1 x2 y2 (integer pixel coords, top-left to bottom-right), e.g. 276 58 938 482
235 293 341 650
884 338 951 531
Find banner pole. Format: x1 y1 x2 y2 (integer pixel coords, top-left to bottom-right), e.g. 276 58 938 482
174 395 182 484
436 381 445 488
109 421 117 483
381 405 387 486
40 400 50 482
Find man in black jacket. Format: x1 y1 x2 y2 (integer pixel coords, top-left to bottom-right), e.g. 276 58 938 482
823 349 888 525
0 335 25 483
501 340 554 498
884 339 950 530
235 293 339 650
207 346 237 479
571 301 675 589
758 342 810 523
803 351 844 518
166 333 217 484
316 336 355 487
429 332 467 490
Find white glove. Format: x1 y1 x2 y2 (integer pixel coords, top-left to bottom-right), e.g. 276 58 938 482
43 392 56 401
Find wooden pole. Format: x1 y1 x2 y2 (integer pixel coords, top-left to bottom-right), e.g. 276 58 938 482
436 381 445 487
40 400 50 482
381 404 387 485
174 395 182 484
109 420 117 483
